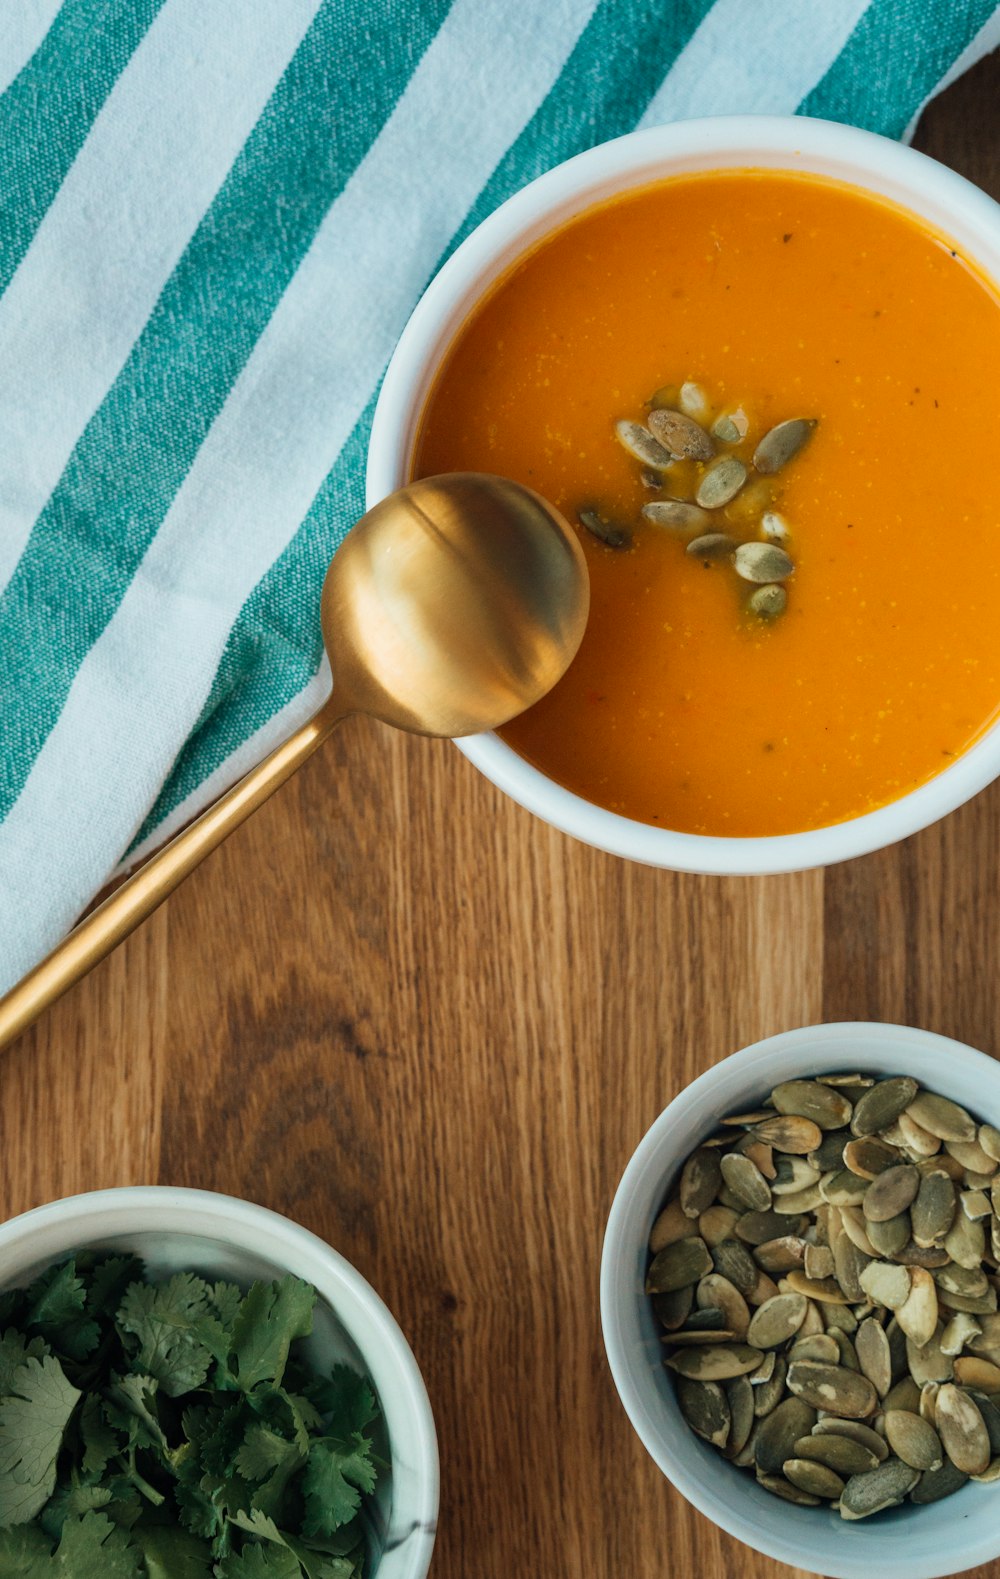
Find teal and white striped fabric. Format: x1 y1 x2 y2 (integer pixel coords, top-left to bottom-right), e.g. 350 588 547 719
1 0 999 991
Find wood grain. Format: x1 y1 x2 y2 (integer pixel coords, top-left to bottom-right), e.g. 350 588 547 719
3 51 1000 1579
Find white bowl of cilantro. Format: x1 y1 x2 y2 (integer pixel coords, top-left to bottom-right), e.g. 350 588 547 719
0 1186 438 1578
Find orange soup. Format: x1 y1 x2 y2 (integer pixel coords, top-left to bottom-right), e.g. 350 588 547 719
415 172 1000 837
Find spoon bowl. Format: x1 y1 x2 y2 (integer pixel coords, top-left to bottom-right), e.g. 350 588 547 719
325 473 588 737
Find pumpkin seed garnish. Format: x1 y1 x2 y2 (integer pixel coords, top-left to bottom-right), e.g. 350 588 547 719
696 455 747 509
753 417 817 475
686 531 737 562
641 499 711 534
782 1457 844 1498
676 1376 731 1447
578 507 630 548
647 407 715 461
747 582 788 619
839 1457 920 1519
615 418 674 470
733 541 794 585
794 1432 880 1476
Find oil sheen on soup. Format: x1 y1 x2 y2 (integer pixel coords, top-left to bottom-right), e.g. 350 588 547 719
414 171 1000 837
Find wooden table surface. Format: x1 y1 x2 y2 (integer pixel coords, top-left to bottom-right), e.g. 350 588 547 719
4 53 1000 1579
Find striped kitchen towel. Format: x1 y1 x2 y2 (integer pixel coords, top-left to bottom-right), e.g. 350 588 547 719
1 0 999 991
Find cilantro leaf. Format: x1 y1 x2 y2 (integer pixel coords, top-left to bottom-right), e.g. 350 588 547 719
0 1331 49 1397
118 1275 216 1397
0 1521 51 1572
18 1262 99 1365
215 1546 301 1578
53 1511 142 1576
80 1394 120 1477
84 1257 145 1322
229 1281 314 1391
210 1284 243 1328
103 1375 167 1452
0 1356 81 1526
300 1444 364 1538
131 1520 215 1578
235 1427 302 1484
297 1368 376 1438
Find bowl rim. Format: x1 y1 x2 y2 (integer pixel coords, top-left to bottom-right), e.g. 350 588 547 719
366 113 1000 874
599 1020 1000 1577
0 1185 439 1579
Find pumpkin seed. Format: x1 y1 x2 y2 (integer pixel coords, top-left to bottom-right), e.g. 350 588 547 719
648 383 680 410
697 1273 752 1340
665 1344 766 1381
946 1136 998 1174
897 1111 942 1157
686 531 737 562
883 1409 943 1470
754 1236 807 1274
855 1318 892 1397
866 1212 911 1258
720 1151 772 1212
971 1456 1000 1482
771 1079 853 1132
760 510 791 544
863 1164 921 1223
839 1207 878 1257
771 1156 821 1195
968 1314 1000 1354
753 418 817 475
832 1227 872 1303
906 1332 953 1386
721 1109 775 1127
750 1350 777 1386
970 1392 1000 1453
829 1328 861 1373
647 1237 713 1294
858 1261 912 1310
934 1262 989 1298
953 1355 1000 1391
941 1312 983 1356
799 1301 826 1338
911 1170 956 1247
883 1377 922 1414
733 541 794 585
814 1418 888 1460
793 1432 879 1476
960 1189 992 1219
712 1238 762 1298
651 1286 694 1331
896 1242 950 1269
786 1360 877 1418
724 1374 756 1457
696 455 748 509
647 406 714 461
680 1147 724 1218
747 1268 782 1307
675 1307 728 1333
734 1208 798 1245
676 1376 731 1447
980 1125 1000 1163
641 498 711 534
712 414 741 443
698 1204 740 1245
839 1457 920 1519
906 1093 977 1144
665 1328 737 1346
753 1114 822 1154
615 418 674 469
649 1197 691 1253
819 1073 875 1089
784 1271 852 1305
851 1078 919 1137
754 1396 817 1472
843 1136 901 1179
791 1334 841 1365
937 1286 998 1315
909 1457 969 1503
747 1293 809 1350
782 1457 845 1498
679 381 711 422
809 1131 850 1172
945 1210 986 1270
747 583 788 620
753 1353 788 1417
578 507 630 548
756 1472 821 1506
804 1244 835 1281
935 1384 991 1474
897 1267 939 1347
822 1170 870 1208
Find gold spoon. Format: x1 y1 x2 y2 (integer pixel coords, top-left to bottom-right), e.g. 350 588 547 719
0 473 589 1049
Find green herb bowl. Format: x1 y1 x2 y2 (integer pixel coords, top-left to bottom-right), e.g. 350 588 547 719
0 1185 438 1578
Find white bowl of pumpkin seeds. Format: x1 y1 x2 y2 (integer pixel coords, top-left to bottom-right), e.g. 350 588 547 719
600 1022 1000 1578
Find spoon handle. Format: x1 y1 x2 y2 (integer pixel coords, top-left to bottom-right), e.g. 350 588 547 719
0 699 348 1051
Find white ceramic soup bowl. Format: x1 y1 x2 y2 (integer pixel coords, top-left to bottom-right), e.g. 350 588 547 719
367 115 1000 875
0 1186 438 1579
600 1021 1000 1579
